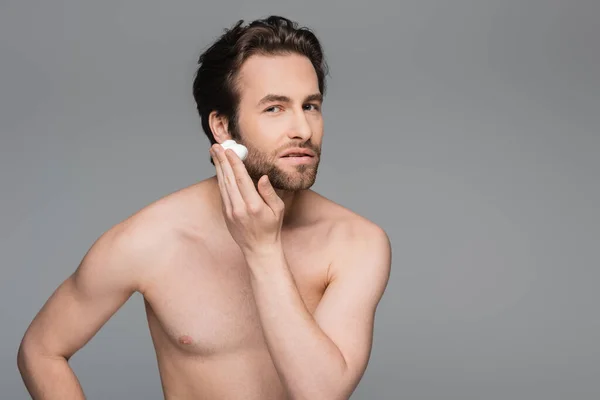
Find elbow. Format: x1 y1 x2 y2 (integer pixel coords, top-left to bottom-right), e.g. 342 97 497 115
289 375 355 400
17 335 38 374
285 355 355 400
17 335 61 375
17 339 32 375
289 388 352 400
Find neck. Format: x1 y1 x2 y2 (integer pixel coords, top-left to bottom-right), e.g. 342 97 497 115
209 175 302 225
274 187 299 222
251 178 299 222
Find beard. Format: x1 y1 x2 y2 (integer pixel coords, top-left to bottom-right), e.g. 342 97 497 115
231 127 321 192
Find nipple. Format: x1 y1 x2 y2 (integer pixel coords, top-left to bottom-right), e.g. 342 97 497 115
178 335 193 345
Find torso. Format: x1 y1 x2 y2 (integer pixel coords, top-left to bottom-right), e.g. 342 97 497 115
134 178 353 399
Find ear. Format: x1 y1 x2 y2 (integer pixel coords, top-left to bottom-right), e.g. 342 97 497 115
208 111 231 144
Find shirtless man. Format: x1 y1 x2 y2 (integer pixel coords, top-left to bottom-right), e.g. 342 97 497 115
17 16 392 400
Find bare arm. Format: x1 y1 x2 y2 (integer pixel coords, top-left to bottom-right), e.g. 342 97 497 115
17 220 152 399
244 223 392 400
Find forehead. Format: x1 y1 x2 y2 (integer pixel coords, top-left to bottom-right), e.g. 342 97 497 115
236 53 320 102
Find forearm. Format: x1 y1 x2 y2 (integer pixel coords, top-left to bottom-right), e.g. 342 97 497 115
245 246 349 400
18 347 85 400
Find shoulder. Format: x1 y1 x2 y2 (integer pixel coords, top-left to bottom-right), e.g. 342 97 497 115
86 180 211 291
334 212 391 274
304 190 392 277
304 191 391 305
305 190 390 245
118 178 216 241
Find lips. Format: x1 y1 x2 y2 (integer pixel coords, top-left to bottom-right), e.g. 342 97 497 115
280 148 316 158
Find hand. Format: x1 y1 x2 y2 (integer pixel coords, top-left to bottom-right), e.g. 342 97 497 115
210 143 285 255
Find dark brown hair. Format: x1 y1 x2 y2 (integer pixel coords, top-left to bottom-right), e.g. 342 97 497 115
192 15 329 160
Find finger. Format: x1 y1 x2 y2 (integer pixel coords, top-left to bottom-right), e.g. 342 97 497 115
225 148 264 209
257 175 284 215
214 146 245 212
211 146 232 213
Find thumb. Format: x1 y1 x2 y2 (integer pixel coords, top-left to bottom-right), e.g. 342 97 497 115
258 175 283 213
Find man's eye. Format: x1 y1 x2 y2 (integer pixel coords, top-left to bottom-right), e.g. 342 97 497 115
265 106 282 113
304 104 320 111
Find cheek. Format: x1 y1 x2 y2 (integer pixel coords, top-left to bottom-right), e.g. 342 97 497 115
308 116 324 139
256 115 287 135
251 118 284 148
241 112 278 138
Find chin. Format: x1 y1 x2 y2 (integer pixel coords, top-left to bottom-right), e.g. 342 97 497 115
246 157 319 192
272 181 315 192
269 169 318 192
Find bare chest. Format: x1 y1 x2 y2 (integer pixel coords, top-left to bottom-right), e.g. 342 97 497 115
143 237 330 357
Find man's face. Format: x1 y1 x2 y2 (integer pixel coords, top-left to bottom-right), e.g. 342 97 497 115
230 53 323 192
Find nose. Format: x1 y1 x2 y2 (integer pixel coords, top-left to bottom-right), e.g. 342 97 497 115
287 110 312 141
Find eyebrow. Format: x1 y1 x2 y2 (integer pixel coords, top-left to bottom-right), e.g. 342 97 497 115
257 93 323 107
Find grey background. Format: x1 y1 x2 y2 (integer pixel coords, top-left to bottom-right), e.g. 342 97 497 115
1 0 599 399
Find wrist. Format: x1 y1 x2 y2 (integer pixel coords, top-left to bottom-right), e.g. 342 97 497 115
243 242 285 263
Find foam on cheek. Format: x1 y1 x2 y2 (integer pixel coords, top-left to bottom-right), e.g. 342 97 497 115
220 140 248 161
